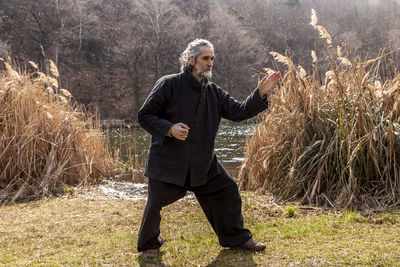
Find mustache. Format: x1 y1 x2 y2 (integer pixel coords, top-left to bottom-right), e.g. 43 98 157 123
199 67 212 73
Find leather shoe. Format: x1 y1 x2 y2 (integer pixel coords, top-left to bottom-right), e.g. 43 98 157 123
230 238 266 251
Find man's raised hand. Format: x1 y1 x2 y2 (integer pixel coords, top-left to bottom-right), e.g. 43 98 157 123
258 72 281 97
170 123 190 141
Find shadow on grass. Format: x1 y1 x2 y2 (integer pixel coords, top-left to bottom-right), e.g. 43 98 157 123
136 249 258 266
206 249 258 267
137 251 169 267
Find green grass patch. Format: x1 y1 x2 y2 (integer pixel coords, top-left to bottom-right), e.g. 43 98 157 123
1 190 400 266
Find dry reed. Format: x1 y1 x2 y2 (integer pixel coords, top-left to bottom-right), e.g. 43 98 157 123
0 59 115 203
238 10 400 210
106 126 148 183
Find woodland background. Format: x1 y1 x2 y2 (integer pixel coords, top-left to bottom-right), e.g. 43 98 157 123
1 0 400 121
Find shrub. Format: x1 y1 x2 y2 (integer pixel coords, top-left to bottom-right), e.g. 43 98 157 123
238 10 400 210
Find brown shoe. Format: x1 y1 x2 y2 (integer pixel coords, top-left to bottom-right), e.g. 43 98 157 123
140 248 159 258
231 238 266 251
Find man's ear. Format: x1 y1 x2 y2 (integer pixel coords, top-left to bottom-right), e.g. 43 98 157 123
189 57 195 67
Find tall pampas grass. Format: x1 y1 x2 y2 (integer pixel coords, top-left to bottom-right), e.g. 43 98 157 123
311 9 332 47
238 10 400 210
0 59 115 203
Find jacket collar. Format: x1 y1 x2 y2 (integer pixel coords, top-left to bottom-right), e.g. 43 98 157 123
184 68 208 91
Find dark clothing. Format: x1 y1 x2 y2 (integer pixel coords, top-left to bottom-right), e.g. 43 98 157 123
137 68 269 252
137 168 252 252
138 69 268 187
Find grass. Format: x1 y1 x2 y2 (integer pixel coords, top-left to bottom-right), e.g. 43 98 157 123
1 188 400 266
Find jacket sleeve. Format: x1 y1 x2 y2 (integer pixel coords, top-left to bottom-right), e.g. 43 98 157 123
218 86 269 122
137 79 174 144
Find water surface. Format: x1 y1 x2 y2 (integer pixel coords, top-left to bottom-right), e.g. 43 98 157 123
108 119 256 177
104 120 256 199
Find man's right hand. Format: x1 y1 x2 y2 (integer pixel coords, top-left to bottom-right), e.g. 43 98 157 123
169 123 190 140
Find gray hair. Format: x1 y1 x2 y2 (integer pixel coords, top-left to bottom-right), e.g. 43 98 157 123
179 39 214 72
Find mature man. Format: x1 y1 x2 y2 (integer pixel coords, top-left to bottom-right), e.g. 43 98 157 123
137 39 281 258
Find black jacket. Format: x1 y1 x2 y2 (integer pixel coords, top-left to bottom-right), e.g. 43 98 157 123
138 69 268 187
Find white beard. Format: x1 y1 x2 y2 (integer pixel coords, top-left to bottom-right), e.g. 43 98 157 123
197 68 212 79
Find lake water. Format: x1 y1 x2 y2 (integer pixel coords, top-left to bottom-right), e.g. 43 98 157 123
103 119 256 200
107 119 256 178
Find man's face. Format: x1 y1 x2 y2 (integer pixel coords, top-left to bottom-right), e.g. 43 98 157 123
191 46 215 80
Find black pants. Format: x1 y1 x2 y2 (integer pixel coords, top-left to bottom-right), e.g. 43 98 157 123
137 169 252 252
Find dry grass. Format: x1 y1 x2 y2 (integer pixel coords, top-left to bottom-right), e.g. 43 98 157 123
0 59 115 203
1 189 399 266
106 127 148 183
239 10 400 210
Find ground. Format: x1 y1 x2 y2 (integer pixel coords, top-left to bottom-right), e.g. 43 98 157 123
1 186 400 266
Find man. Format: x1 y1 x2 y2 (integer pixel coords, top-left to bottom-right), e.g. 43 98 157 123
137 39 281 258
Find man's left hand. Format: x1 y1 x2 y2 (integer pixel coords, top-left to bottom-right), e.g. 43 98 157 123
258 72 281 97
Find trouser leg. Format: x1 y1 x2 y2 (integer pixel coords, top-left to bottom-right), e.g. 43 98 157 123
137 178 187 252
192 169 252 247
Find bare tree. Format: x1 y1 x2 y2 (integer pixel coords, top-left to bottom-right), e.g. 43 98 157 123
207 2 265 98
1 0 399 120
